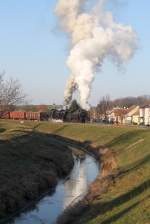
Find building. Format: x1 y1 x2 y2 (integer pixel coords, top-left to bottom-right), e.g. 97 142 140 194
139 106 150 126
124 106 140 125
108 108 129 124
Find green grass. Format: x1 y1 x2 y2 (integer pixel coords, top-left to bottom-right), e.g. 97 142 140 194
0 120 150 223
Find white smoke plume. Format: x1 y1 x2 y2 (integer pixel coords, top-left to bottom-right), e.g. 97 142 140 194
55 0 138 110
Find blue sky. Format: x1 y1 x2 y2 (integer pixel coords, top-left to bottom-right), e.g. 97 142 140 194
0 0 149 105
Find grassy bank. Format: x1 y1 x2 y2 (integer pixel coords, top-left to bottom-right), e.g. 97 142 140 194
0 120 150 223
0 120 74 222
47 123 149 224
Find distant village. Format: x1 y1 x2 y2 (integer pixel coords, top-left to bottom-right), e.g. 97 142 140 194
90 95 150 126
90 105 150 126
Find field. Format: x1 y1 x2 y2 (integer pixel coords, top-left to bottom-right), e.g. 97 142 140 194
0 120 150 223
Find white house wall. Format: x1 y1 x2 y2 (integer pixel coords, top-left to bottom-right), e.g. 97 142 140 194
144 108 150 126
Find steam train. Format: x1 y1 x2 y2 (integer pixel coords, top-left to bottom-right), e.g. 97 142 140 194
0 109 89 123
0 101 89 123
49 108 89 123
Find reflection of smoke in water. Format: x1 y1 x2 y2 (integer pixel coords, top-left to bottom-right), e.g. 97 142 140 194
64 159 87 209
55 0 138 110
13 155 99 224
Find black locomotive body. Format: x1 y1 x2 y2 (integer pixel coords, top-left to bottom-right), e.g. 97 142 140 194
49 100 89 123
49 108 89 123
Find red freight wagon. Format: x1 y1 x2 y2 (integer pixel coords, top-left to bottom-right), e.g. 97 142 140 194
26 112 41 121
9 111 26 120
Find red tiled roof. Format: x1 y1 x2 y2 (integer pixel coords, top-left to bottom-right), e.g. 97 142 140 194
113 108 129 116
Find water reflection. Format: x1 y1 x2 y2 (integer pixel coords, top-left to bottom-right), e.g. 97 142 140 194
12 155 99 224
64 158 88 208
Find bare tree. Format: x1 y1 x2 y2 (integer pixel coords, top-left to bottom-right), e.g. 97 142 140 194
97 95 112 119
0 73 25 113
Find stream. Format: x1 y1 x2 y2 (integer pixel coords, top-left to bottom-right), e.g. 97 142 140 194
11 154 99 224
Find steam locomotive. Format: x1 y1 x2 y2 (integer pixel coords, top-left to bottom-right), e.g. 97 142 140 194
48 100 89 123
49 108 89 123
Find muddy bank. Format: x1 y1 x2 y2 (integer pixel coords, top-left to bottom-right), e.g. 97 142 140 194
56 145 117 224
0 132 74 223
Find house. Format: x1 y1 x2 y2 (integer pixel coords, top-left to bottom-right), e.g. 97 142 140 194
139 106 150 126
132 111 140 124
124 106 140 125
108 108 129 124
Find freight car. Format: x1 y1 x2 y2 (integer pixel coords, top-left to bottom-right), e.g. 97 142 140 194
9 111 26 120
26 112 41 121
0 111 49 121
